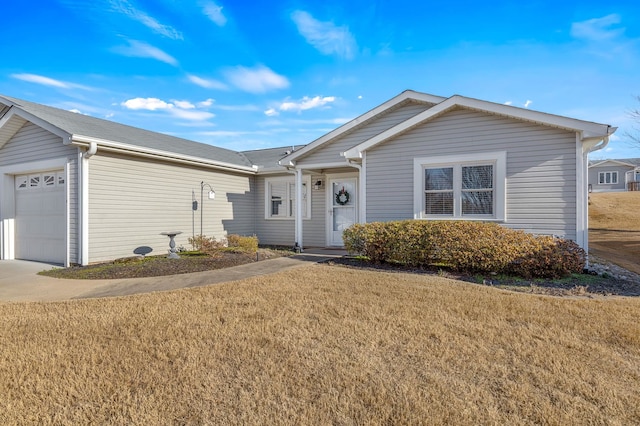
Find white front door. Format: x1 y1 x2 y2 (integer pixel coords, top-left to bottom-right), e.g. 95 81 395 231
327 176 357 246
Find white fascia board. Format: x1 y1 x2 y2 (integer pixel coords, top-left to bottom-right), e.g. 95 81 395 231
455 96 615 139
344 95 616 159
0 107 71 142
281 90 447 163
292 161 352 171
344 98 459 159
70 134 256 174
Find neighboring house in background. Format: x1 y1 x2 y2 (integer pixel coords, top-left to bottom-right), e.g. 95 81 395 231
0 91 616 266
588 158 640 192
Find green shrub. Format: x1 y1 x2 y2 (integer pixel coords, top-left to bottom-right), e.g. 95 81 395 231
227 234 259 253
343 220 586 278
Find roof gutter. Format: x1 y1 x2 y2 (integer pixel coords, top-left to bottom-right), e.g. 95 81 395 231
582 126 617 155
70 134 257 174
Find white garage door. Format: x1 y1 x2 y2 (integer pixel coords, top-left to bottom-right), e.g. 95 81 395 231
15 171 66 264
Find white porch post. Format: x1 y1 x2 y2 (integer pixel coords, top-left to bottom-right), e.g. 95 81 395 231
360 153 366 223
295 168 303 251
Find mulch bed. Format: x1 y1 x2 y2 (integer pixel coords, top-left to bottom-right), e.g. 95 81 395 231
326 256 640 297
40 250 290 280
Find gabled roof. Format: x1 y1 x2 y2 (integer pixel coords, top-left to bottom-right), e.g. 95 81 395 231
280 90 446 165
342 94 616 159
588 158 640 168
0 95 256 173
241 145 305 172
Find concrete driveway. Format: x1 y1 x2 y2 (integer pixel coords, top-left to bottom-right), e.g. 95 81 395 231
0 250 345 303
0 260 114 302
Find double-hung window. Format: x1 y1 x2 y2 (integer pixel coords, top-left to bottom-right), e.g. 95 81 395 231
414 152 506 220
598 171 618 185
265 176 311 219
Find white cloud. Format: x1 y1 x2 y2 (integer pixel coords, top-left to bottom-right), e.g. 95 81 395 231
224 65 289 93
68 109 87 115
121 97 216 121
524 100 532 108
571 14 624 42
280 96 336 113
187 74 228 90
11 73 94 90
112 40 178 66
109 0 183 39
170 109 215 121
201 1 227 26
198 98 214 107
504 101 513 106
291 10 357 60
122 97 173 110
173 100 195 109
265 96 337 116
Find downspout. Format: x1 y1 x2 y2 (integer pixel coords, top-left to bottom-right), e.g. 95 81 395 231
84 141 98 159
79 141 98 265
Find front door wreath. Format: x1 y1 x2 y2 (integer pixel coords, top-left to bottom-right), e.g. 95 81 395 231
335 186 350 205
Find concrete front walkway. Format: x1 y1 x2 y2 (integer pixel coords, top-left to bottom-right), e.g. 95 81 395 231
0 249 346 303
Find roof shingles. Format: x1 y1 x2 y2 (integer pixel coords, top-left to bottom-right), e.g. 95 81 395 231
0 95 255 169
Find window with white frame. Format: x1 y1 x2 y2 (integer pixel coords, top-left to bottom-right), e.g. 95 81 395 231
265 176 311 219
15 175 28 190
598 171 618 185
414 152 506 220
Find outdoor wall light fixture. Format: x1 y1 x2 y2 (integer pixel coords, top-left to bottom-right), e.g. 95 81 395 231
314 179 323 190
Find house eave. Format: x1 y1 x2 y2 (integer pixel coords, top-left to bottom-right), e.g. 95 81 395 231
281 90 447 163
343 95 617 159
70 135 257 174
0 106 72 149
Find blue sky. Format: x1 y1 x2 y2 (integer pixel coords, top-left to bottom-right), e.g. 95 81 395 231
1 0 638 159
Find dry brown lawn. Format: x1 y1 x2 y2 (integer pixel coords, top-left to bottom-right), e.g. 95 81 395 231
589 191 640 274
1 265 639 425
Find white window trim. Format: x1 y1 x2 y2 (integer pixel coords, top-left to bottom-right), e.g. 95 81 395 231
264 175 311 220
598 171 618 185
413 151 506 221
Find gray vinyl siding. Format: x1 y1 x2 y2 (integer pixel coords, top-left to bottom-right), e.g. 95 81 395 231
297 102 431 166
588 165 631 192
253 173 325 247
0 122 80 263
88 152 253 263
0 123 76 166
365 108 579 241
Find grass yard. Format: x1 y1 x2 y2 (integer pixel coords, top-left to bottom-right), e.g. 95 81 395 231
1 265 639 424
589 191 640 274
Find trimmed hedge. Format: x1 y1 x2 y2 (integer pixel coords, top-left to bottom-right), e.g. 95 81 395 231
343 220 585 278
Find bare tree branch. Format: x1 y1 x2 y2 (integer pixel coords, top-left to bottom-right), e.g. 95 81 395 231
626 95 640 145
